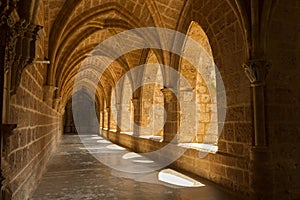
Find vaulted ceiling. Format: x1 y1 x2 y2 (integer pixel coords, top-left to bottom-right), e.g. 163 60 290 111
27 0 249 111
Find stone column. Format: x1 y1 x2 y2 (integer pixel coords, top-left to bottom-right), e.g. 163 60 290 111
64 102 73 133
43 85 57 105
161 88 180 143
103 107 109 130
118 102 133 133
99 110 103 129
131 97 141 136
243 59 273 200
53 97 61 110
109 105 117 132
115 103 122 132
179 89 196 143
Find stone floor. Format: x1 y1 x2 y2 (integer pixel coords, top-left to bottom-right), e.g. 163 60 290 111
30 135 242 200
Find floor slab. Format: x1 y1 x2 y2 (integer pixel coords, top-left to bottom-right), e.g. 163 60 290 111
30 135 242 200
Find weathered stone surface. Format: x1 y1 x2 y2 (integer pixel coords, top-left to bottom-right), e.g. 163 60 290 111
0 0 298 200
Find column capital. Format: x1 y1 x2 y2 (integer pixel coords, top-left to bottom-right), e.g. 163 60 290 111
242 59 270 86
9 21 43 95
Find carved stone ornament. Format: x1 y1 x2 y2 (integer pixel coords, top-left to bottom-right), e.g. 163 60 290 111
242 59 270 86
1 8 43 96
3 19 18 74
10 21 43 95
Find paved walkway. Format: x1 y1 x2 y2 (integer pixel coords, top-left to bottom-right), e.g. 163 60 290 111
31 135 242 200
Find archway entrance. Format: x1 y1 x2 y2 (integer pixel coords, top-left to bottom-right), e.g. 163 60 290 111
63 89 100 135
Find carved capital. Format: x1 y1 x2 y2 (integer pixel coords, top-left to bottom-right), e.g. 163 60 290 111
1 12 19 74
9 21 43 95
0 6 19 26
242 59 270 86
0 0 19 14
4 23 18 74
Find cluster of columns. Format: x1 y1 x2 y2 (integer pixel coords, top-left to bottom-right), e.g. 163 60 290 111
98 87 203 144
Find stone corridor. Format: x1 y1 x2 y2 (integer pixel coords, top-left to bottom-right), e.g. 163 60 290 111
0 0 299 200
30 135 241 200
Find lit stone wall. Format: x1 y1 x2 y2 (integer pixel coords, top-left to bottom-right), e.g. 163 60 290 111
2 2 62 199
139 51 164 136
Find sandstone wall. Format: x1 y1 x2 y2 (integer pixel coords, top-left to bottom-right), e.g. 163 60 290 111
2 2 62 199
266 0 300 199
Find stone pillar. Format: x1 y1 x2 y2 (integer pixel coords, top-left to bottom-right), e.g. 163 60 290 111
179 89 196 143
118 102 133 133
64 102 73 133
243 59 273 200
115 103 122 132
109 105 117 131
103 107 109 130
161 88 180 143
43 85 57 105
99 110 103 129
131 98 141 136
243 60 269 147
53 97 61 110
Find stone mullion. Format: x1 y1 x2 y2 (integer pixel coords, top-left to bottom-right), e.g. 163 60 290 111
161 88 180 143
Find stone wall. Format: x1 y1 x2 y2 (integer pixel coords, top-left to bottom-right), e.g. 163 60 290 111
2 1 62 199
266 0 300 199
103 129 250 197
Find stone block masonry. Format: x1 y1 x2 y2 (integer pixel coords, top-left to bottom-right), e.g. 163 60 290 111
4 64 62 200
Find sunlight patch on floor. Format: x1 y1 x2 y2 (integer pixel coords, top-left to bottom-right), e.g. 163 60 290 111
122 152 143 159
158 169 205 187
